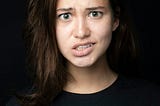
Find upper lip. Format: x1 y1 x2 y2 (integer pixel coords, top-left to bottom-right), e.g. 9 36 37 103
72 41 96 49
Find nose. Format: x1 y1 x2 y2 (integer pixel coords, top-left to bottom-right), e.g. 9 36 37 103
73 17 90 39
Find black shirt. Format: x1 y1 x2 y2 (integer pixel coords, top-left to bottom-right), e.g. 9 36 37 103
6 75 160 106
53 75 160 106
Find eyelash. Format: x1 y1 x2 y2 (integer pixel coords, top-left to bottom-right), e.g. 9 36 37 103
89 11 103 18
57 12 72 21
57 11 103 21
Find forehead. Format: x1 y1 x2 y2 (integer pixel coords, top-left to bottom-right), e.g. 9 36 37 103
57 0 109 8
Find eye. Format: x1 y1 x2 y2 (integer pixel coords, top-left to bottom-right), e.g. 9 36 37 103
89 11 103 19
57 13 72 21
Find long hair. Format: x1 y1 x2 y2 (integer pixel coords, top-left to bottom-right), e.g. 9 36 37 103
18 0 140 105
107 0 140 75
18 0 67 105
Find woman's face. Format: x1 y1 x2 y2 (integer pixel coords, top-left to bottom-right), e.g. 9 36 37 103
56 0 119 68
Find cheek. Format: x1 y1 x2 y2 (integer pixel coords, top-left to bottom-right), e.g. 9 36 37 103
91 20 113 53
91 20 113 41
56 23 74 43
56 25 73 55
56 27 67 53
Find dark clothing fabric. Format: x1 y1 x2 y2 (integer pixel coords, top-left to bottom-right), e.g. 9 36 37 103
52 75 160 106
6 75 160 106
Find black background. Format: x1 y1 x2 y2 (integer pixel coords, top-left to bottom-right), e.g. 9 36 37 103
0 0 160 105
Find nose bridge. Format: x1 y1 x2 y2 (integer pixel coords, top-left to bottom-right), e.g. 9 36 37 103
74 15 90 38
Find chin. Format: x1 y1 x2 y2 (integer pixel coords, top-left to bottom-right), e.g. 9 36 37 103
74 62 93 68
70 57 96 68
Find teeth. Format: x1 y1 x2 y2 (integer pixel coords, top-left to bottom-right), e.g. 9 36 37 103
76 44 93 51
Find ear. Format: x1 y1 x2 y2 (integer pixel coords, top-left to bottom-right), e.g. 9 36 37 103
112 18 119 31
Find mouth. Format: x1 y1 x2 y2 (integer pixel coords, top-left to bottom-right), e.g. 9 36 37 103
72 42 96 57
75 43 95 51
73 42 95 50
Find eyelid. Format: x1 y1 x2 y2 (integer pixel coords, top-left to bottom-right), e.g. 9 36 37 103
57 12 71 17
89 11 103 14
56 12 72 22
88 11 104 18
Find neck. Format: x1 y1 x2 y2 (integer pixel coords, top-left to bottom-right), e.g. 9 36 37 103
64 56 118 94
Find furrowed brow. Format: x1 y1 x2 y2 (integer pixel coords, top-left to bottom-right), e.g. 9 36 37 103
86 6 106 10
56 8 73 12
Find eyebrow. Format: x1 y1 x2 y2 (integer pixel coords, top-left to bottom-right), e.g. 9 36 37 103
56 6 106 12
86 6 106 10
56 8 73 12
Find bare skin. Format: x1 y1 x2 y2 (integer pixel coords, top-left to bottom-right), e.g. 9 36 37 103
56 0 119 94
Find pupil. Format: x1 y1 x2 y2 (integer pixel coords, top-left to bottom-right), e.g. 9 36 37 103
93 12 97 16
64 14 69 19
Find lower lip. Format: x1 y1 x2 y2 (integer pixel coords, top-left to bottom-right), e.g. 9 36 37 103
72 44 94 57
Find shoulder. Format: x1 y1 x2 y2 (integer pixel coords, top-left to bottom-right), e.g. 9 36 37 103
119 74 160 91
5 86 34 106
118 75 160 99
6 96 20 106
110 75 160 105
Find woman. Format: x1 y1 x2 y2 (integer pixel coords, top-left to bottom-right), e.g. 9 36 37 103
6 0 160 105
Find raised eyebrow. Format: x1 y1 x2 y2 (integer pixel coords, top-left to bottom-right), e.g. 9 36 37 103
56 8 73 12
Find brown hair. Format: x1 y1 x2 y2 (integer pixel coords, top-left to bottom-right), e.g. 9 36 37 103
18 0 140 105
107 0 140 75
